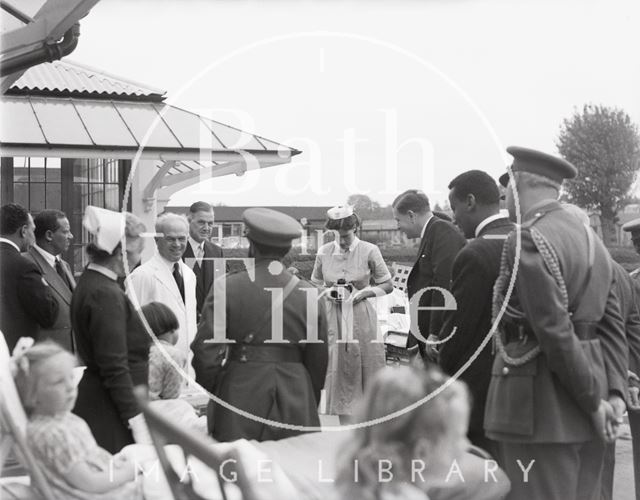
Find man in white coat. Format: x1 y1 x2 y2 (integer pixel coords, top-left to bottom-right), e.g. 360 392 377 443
127 213 197 368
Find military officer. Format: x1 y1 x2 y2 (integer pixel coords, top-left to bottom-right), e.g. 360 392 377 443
615 218 640 497
191 207 328 442
485 147 628 500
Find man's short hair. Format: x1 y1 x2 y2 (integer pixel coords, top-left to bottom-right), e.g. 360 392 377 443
34 209 67 241
514 171 561 192
392 190 430 215
156 212 189 234
189 201 213 215
0 203 29 236
448 170 500 206
252 240 290 260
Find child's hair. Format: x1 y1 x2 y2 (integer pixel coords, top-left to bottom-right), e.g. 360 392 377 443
13 341 77 415
335 365 469 500
141 301 179 338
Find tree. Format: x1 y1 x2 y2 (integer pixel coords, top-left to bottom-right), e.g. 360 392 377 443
346 194 381 215
557 104 640 245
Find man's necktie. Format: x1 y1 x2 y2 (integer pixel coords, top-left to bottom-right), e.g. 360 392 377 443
173 262 185 303
191 244 203 271
55 258 71 291
196 244 204 268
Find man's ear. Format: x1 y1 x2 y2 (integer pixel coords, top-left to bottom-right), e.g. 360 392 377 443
45 229 54 242
19 224 28 239
466 194 477 211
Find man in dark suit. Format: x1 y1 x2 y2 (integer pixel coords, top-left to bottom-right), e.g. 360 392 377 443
182 201 224 318
439 170 514 455
24 209 76 352
0 204 58 352
485 148 627 500
392 189 466 361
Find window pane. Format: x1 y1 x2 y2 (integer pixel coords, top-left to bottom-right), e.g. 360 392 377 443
30 157 45 169
73 159 89 182
14 167 29 182
13 157 27 169
14 183 28 207
45 183 61 209
105 160 119 183
45 158 61 182
30 183 45 212
104 184 119 210
90 185 104 207
89 159 103 182
30 166 46 182
73 184 89 215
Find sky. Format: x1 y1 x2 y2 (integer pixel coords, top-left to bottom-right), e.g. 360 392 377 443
32 0 640 207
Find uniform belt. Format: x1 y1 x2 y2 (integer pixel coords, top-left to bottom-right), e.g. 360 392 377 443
503 320 598 343
572 321 598 341
228 344 302 363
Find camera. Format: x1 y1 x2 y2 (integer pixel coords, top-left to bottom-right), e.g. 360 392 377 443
329 279 353 302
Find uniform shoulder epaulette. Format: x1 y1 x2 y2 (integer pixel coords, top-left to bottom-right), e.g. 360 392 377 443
520 209 550 230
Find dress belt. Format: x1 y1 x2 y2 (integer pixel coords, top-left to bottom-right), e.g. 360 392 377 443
228 344 302 363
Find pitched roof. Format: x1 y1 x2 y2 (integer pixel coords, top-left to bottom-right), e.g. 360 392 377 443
6 60 166 101
0 95 300 164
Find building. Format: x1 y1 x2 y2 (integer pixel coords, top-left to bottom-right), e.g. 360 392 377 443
0 60 300 273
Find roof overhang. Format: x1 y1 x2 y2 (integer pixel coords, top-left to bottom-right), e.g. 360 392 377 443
0 94 301 175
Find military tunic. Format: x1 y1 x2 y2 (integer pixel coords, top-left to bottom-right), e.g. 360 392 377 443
485 200 627 500
191 259 329 442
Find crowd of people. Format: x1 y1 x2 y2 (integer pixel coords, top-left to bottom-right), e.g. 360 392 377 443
0 145 639 499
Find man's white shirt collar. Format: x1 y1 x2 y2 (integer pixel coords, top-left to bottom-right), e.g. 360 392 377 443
188 236 204 254
475 213 505 238
159 253 181 273
33 243 57 268
420 213 434 239
0 238 21 253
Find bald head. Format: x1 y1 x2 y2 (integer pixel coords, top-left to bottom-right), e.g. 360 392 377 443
155 213 189 262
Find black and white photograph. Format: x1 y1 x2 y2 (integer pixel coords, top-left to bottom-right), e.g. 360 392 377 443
1 0 639 499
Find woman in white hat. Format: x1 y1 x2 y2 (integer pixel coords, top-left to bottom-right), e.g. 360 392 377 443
311 205 393 422
71 207 149 453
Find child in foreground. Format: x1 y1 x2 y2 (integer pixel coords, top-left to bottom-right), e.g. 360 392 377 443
141 301 207 437
14 341 142 500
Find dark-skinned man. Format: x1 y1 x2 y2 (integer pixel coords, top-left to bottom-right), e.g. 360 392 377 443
25 209 76 351
440 170 514 457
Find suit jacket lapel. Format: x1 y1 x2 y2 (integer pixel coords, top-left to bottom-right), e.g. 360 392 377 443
414 217 434 267
202 242 216 293
62 260 77 291
183 243 205 296
28 248 72 305
408 217 434 291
